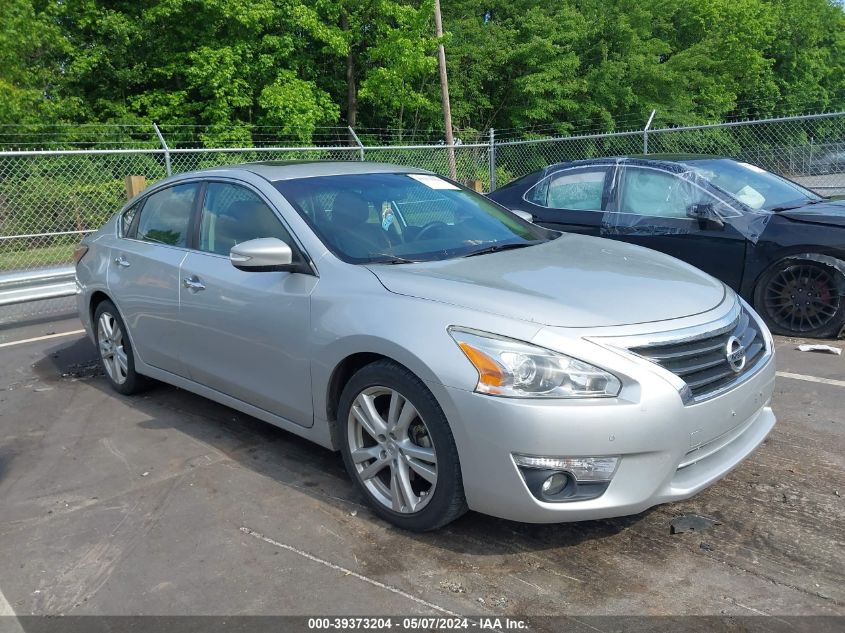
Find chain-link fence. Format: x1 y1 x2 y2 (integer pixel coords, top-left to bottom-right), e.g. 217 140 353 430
495 111 845 194
1 111 844 323
0 143 489 276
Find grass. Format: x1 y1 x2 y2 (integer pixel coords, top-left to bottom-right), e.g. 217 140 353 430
0 243 76 271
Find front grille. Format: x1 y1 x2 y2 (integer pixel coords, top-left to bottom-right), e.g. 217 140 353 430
630 308 766 401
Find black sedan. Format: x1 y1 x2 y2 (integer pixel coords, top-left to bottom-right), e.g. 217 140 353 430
488 156 845 338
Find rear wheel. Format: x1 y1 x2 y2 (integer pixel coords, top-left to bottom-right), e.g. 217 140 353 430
755 259 845 338
337 360 467 531
94 300 150 395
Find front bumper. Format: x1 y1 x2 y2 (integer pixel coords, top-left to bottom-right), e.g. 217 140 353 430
433 351 776 523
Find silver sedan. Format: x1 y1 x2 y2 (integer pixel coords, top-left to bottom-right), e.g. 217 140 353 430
75 162 776 531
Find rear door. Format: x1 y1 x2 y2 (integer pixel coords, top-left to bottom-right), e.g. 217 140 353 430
177 180 317 427
108 182 200 376
605 165 747 290
522 165 613 235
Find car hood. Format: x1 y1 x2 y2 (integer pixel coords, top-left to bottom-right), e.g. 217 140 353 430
778 199 845 227
367 234 726 327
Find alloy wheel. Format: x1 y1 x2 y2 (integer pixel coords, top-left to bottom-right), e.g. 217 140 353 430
763 263 840 334
97 312 129 385
347 386 438 513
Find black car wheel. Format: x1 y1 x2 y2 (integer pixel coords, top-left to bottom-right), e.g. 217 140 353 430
755 259 845 338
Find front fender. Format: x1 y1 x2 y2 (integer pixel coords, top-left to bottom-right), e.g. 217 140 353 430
308 276 544 435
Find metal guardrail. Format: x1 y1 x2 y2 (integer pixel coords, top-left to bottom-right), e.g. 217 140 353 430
0 266 76 307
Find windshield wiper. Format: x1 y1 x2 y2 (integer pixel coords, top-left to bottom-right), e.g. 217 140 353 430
771 198 822 212
463 241 540 258
367 254 422 264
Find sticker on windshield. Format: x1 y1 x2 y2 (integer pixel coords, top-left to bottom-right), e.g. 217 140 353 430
407 174 460 190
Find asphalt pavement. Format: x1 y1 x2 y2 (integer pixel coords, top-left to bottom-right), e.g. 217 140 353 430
0 314 842 623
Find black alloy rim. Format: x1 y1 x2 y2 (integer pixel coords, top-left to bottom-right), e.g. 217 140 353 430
763 263 840 333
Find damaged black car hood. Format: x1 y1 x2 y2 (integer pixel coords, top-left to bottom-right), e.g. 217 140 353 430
778 199 845 228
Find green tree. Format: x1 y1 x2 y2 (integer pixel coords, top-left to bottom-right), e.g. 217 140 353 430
0 0 843 141
0 0 72 126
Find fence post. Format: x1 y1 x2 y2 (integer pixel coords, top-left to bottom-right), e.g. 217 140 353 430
125 175 147 199
643 109 656 155
348 126 365 161
808 137 814 174
488 128 497 192
153 123 172 176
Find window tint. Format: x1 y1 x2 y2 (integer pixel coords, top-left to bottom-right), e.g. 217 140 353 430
199 183 292 256
120 202 140 238
135 183 198 247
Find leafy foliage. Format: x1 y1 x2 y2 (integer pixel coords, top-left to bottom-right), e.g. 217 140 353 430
0 0 843 140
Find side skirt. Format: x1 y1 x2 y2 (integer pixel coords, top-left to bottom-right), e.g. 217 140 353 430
135 361 338 451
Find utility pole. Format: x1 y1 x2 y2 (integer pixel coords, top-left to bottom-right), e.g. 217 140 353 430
433 0 457 180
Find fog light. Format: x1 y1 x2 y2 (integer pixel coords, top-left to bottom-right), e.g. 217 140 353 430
513 454 619 482
541 472 569 495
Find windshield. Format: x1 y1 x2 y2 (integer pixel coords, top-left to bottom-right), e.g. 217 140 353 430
686 159 821 211
273 172 554 263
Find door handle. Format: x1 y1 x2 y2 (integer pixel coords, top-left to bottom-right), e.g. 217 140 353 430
182 275 206 292
114 255 130 268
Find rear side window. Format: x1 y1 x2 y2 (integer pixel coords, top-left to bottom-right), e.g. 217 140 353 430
524 168 608 210
198 183 293 256
120 202 140 238
135 183 199 247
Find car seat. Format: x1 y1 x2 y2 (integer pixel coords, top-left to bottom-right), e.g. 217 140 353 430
329 191 391 257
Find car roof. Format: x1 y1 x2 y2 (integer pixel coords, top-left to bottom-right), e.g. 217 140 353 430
198 160 432 181
562 154 732 169
625 153 728 162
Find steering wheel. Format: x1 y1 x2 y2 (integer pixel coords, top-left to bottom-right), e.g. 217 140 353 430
415 221 449 241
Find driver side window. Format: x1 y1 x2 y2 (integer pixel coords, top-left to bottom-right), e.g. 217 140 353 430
618 167 699 219
198 183 292 256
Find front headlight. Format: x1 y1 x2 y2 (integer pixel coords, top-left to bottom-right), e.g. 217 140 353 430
449 327 622 399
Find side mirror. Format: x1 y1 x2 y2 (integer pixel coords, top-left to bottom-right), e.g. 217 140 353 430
230 237 302 272
511 209 534 223
687 203 724 230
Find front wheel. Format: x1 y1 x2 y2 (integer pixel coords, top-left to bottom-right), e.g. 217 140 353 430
755 259 845 338
337 360 467 531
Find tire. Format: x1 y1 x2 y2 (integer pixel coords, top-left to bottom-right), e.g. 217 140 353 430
754 258 845 338
93 299 151 395
337 360 467 531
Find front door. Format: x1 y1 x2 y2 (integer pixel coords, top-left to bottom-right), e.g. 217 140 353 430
109 182 200 376
177 181 317 427
605 165 748 291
